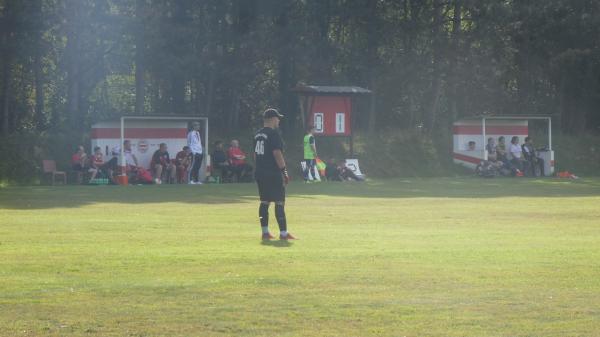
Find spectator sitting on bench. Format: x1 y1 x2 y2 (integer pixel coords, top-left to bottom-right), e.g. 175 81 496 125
211 141 231 182
485 137 505 170
522 136 545 177
89 146 105 182
227 139 253 182
111 140 141 182
151 143 176 184
496 136 509 163
509 136 529 174
175 146 192 183
486 138 497 160
71 145 89 184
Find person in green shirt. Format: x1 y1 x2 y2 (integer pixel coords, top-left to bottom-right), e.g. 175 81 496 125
303 125 318 182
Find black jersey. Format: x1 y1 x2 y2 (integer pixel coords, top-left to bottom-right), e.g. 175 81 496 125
253 127 283 174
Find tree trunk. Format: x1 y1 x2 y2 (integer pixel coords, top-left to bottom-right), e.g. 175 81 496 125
278 52 293 131
366 0 379 134
66 0 82 128
134 0 145 115
276 9 295 132
1 55 10 136
228 86 241 131
423 0 444 134
448 0 461 122
1 1 14 136
34 44 45 129
171 74 185 114
33 0 45 130
204 62 215 118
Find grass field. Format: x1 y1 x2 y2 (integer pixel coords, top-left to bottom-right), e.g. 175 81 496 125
1 178 600 337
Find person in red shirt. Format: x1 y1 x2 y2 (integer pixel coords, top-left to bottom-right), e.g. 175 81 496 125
227 139 253 182
71 145 88 171
175 146 192 183
88 146 104 181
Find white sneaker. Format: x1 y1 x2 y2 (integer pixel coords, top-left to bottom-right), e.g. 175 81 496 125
188 181 197 185
155 178 162 185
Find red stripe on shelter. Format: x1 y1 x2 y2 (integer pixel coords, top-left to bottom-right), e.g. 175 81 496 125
453 126 529 135
453 153 483 165
91 128 188 139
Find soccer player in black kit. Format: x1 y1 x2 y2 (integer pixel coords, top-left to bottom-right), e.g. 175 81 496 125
253 108 297 240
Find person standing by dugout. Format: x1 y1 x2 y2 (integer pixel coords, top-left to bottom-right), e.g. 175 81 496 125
187 121 204 185
253 108 296 240
303 125 318 182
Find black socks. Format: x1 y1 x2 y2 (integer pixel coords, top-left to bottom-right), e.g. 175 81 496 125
275 204 287 232
259 203 269 228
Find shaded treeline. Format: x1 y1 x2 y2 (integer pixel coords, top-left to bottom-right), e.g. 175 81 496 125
1 0 600 137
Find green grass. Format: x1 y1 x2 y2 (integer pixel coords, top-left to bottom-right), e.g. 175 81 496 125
1 178 600 337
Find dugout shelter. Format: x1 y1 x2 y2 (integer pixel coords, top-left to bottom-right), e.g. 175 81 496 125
91 116 209 183
453 115 554 176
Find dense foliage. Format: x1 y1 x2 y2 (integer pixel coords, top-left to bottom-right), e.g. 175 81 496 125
1 0 599 182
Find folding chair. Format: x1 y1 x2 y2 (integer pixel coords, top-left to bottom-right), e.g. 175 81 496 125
42 160 67 185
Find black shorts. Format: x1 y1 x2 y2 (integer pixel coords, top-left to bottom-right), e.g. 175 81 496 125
255 172 285 202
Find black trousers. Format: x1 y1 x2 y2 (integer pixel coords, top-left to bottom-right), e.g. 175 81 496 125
189 153 203 182
527 158 545 176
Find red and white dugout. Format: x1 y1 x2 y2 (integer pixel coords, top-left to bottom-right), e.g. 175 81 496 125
91 116 209 176
453 116 554 176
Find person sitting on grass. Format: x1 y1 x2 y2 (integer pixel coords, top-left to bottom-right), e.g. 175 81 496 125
338 159 364 181
325 158 343 181
325 159 364 182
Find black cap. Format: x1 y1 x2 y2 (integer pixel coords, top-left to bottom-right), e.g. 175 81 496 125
263 108 284 119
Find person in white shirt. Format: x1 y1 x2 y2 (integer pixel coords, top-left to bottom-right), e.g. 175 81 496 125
187 121 204 184
509 136 525 173
111 140 139 168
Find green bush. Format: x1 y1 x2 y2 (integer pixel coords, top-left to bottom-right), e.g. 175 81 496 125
553 133 600 176
279 129 447 178
0 130 89 185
